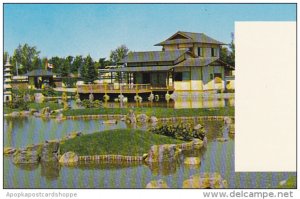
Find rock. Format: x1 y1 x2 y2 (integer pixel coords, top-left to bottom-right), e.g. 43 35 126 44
59 152 79 165
20 111 30 116
142 153 148 160
4 147 16 155
279 180 287 186
192 139 204 149
149 116 158 123
145 144 180 163
34 93 45 103
224 116 232 124
126 109 136 123
194 124 203 130
216 138 228 142
56 113 64 120
40 140 60 162
146 180 169 188
182 173 228 188
13 143 44 164
33 112 42 117
64 131 82 140
29 108 38 113
102 120 117 124
10 111 20 117
184 157 201 165
137 114 149 123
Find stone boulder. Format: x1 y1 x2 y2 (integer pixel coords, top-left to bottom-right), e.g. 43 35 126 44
145 144 180 163
192 139 204 149
12 143 43 164
34 93 45 103
182 173 228 188
126 110 136 123
137 114 149 123
33 112 42 117
146 180 169 188
61 132 83 141
194 124 203 130
59 152 79 165
184 157 201 165
149 116 158 123
4 147 16 155
40 140 60 162
224 116 232 124
10 111 20 117
20 111 30 116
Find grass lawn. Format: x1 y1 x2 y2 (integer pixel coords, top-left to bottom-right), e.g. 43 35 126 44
60 129 184 156
63 106 234 118
4 102 63 114
27 102 63 110
278 176 297 188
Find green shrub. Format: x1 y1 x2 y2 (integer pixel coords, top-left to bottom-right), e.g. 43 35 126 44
7 96 28 111
149 122 206 141
81 99 103 108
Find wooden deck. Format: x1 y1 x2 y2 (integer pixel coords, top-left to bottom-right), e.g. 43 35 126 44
77 84 151 94
77 84 173 94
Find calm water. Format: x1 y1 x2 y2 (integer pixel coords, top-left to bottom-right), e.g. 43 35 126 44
3 117 295 188
65 95 235 109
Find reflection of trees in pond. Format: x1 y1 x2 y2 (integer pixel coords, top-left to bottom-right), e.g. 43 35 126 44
14 163 39 171
40 161 60 180
75 161 143 170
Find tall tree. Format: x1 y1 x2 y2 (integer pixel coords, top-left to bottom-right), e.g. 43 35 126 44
32 56 41 70
220 33 235 67
3 52 9 65
81 55 98 83
60 58 70 77
72 55 83 74
48 56 62 73
109 45 129 66
11 43 40 74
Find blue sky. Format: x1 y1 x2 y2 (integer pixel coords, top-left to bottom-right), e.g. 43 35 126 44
4 4 296 60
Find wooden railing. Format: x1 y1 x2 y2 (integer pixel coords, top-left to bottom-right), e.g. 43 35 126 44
77 83 152 94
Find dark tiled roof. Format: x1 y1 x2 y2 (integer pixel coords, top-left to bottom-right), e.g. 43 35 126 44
100 65 173 73
174 57 219 67
155 31 225 46
120 49 187 63
25 69 55 76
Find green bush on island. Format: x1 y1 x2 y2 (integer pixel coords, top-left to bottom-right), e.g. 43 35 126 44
60 129 184 156
62 107 234 118
81 99 103 108
149 123 206 141
6 97 29 111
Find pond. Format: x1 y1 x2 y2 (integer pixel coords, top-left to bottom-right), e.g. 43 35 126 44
57 93 235 109
3 117 295 188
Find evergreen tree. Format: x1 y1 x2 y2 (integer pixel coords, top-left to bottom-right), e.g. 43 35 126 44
82 55 98 83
